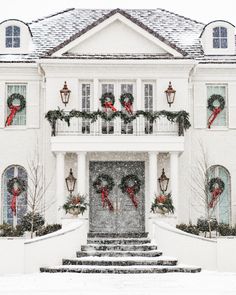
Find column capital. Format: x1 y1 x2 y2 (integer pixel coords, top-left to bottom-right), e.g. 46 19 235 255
76 151 87 156
55 151 66 156
170 151 179 156
148 151 159 157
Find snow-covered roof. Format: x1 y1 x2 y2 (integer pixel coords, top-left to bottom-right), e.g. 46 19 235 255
1 8 236 63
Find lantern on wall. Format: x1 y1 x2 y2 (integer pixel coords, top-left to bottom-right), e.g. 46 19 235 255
158 168 169 193
65 169 76 196
60 81 71 106
165 81 176 107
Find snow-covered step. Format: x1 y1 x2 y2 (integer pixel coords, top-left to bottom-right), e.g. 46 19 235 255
76 249 163 257
81 244 157 251
87 238 151 245
62 256 178 266
40 264 201 274
87 232 148 238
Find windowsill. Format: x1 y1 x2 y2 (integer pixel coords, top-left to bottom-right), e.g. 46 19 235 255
3 125 27 130
207 126 228 131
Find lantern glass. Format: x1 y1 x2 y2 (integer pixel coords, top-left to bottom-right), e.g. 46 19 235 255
60 81 71 106
165 81 176 107
158 168 169 193
65 168 77 196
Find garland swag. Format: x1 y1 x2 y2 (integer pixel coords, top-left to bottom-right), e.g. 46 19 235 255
45 109 191 136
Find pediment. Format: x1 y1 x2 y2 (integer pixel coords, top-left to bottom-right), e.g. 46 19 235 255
52 13 183 57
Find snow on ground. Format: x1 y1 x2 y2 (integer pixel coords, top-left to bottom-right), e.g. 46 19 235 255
0 271 236 295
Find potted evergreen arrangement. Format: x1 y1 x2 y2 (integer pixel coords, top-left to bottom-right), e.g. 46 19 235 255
63 194 88 216
151 193 175 214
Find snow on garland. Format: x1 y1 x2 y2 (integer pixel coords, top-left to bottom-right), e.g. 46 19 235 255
207 94 225 128
7 177 27 215
119 174 141 208
45 109 191 136
5 93 26 126
93 174 114 211
120 93 134 114
208 177 225 208
100 92 117 112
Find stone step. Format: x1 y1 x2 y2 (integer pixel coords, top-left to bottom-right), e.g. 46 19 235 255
76 250 163 257
40 264 201 274
87 238 151 245
87 232 148 238
62 256 178 266
81 244 157 251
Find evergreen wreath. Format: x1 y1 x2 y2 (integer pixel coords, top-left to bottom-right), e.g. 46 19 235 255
120 93 134 113
208 177 225 193
119 174 141 194
7 177 27 194
207 94 225 112
7 93 26 112
100 92 115 108
93 174 115 193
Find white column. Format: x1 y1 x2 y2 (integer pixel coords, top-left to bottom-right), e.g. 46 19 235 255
149 152 158 199
77 152 87 195
55 152 65 222
170 152 179 220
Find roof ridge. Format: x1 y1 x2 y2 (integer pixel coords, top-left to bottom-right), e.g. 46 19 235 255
156 7 205 25
28 8 75 24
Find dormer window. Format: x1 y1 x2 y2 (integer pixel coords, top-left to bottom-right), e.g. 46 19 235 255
213 27 227 48
5 25 20 48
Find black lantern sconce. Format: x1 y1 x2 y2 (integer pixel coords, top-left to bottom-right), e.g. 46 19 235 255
65 168 77 197
165 81 176 107
60 81 71 107
158 168 169 194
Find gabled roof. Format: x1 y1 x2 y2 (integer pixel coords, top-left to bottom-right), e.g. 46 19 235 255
26 8 204 60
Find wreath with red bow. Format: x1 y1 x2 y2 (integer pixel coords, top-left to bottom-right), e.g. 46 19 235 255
5 93 26 126
208 177 225 208
100 92 117 112
119 174 141 208
7 177 27 215
207 94 225 128
120 93 134 114
93 174 114 211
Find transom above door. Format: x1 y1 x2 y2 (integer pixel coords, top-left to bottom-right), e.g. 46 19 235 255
89 161 145 233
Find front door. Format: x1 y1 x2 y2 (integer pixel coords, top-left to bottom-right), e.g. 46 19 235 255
89 161 145 233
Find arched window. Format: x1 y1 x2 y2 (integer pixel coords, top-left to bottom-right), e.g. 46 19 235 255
2 165 27 225
5 25 20 48
207 165 231 224
213 27 227 48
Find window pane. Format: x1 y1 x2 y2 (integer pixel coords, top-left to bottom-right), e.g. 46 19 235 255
13 26 20 36
220 27 227 37
213 27 219 37
5 26 12 36
221 38 228 48
13 37 20 48
5 37 12 48
213 38 220 48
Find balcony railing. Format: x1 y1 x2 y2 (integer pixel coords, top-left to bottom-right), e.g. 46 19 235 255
45 110 190 137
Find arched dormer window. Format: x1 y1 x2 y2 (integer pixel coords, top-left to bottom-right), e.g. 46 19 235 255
5 25 20 48
213 27 227 48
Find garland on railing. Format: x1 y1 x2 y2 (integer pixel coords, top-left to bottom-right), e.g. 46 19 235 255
45 109 191 136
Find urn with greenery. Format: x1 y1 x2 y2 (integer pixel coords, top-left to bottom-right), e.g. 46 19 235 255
63 194 88 216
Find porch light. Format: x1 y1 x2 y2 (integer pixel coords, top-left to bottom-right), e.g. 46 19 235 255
65 168 77 197
60 81 71 106
158 168 169 193
165 81 176 107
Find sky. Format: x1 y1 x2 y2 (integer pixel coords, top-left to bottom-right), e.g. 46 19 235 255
0 0 236 25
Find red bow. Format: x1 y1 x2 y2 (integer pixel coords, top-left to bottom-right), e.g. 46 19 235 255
101 187 114 211
208 107 221 128
123 102 133 114
209 187 222 208
126 187 138 208
10 188 21 215
5 106 20 126
104 102 117 112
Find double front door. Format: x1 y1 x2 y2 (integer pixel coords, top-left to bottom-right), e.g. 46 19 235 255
89 161 145 233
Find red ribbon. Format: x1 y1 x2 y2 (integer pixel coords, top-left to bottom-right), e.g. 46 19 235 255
5 106 20 126
209 187 222 208
126 187 138 208
208 107 221 128
123 102 133 114
10 188 21 215
104 102 117 112
101 187 114 211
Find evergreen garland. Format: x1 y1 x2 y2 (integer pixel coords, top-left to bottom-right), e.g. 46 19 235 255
45 109 191 136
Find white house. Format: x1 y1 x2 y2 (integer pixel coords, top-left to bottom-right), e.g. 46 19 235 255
0 8 235 235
